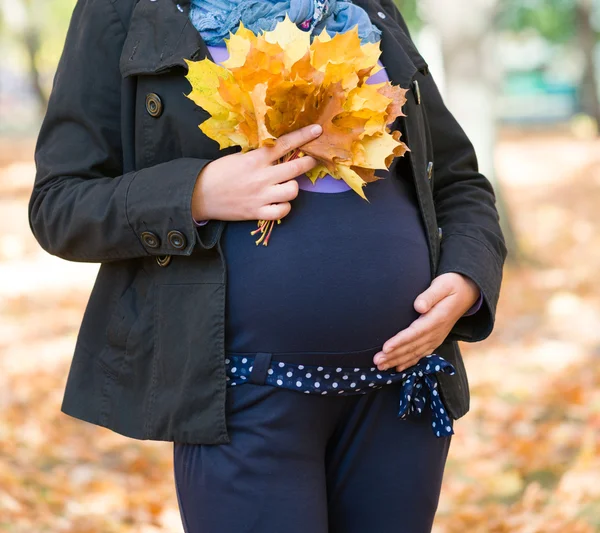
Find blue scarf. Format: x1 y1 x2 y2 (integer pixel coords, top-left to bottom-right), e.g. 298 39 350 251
189 0 382 46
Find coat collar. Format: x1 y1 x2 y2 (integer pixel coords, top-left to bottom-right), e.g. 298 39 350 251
120 0 427 87
120 0 204 77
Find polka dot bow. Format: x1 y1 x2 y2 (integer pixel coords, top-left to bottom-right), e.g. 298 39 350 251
397 355 456 437
225 352 457 438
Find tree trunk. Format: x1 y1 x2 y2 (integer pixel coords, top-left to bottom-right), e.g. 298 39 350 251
18 0 48 111
576 0 600 130
22 26 48 110
420 0 521 263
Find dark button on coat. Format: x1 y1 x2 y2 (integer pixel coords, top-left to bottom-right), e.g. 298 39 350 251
28 0 507 444
145 92 163 118
141 231 161 249
167 230 187 250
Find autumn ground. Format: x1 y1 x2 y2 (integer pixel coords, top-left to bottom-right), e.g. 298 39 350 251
1 130 599 532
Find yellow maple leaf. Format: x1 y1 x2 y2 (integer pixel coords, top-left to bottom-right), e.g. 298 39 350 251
184 58 233 119
250 83 277 147
356 130 408 170
221 21 256 69
264 15 311 70
184 16 409 245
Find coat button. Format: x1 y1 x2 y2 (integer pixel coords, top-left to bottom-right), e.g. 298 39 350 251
145 93 163 118
141 231 160 248
167 230 187 250
156 254 172 267
427 161 434 181
377 11 386 19
438 227 443 240
412 80 421 105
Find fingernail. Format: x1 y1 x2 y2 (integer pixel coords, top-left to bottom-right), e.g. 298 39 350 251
374 353 385 364
311 124 322 135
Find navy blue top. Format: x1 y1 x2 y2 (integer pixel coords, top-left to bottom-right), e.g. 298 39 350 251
208 43 433 357
222 166 432 355
206 45 457 438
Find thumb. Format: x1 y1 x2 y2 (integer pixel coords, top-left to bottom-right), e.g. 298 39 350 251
414 277 451 314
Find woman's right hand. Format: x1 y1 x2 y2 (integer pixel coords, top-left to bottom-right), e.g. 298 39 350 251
191 124 323 222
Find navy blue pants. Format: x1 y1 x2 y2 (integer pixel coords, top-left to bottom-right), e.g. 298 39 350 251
173 379 452 533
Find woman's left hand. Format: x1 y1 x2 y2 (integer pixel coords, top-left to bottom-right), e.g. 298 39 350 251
373 273 480 372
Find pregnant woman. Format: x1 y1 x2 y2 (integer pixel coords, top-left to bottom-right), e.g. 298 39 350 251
29 0 507 532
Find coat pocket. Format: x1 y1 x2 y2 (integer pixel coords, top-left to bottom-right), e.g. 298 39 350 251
106 268 150 347
146 283 228 442
102 267 151 378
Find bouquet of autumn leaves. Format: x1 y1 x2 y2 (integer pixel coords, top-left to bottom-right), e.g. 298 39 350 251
184 16 409 246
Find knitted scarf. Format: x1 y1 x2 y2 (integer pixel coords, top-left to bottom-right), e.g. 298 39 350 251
189 0 382 46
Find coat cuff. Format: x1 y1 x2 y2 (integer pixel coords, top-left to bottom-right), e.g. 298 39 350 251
462 289 483 317
193 217 224 250
126 158 223 253
435 232 503 342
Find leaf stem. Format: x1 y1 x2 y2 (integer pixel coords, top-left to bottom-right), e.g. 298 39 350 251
250 218 282 246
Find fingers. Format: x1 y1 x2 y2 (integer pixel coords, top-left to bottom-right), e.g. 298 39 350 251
256 172 301 221
251 139 317 222
266 178 300 205
256 201 292 221
261 124 323 163
245 124 322 222
376 339 436 372
374 277 471 372
373 304 453 371
374 329 430 370
393 352 431 373
375 321 435 371
414 276 453 314
264 154 319 185
381 316 433 356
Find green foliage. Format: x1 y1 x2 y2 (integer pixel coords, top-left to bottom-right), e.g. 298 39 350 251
0 0 77 71
34 0 77 71
393 0 422 32
394 0 592 45
497 0 577 43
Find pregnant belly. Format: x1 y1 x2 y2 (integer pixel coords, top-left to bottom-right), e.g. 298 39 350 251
221 173 432 354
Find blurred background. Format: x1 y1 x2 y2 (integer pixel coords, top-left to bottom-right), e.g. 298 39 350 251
1 0 600 531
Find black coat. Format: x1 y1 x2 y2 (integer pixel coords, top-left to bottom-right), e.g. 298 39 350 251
29 0 507 444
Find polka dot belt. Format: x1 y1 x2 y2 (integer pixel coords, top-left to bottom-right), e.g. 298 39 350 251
224 348 457 438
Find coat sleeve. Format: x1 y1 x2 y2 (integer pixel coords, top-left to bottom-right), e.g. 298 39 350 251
381 1 508 342
425 73 507 343
29 0 217 263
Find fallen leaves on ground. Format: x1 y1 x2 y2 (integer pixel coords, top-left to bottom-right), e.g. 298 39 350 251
1 130 600 532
